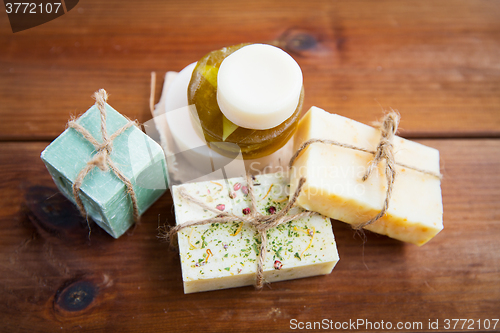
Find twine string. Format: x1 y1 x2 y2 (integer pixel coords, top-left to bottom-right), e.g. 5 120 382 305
289 111 441 230
358 112 398 229
167 174 315 289
68 89 141 224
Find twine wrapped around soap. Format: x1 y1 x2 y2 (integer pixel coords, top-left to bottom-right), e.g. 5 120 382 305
167 173 316 289
289 110 442 230
67 89 141 224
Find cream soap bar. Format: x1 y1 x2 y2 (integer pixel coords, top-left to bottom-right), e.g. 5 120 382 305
290 107 443 246
217 44 303 129
172 173 339 293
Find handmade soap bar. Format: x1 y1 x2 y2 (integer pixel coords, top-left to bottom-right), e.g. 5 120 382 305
41 101 168 238
217 44 303 130
290 107 443 246
172 173 339 293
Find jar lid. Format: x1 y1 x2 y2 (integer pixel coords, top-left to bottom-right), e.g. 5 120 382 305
216 44 303 130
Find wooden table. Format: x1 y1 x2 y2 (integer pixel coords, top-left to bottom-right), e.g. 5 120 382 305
1 1 499 332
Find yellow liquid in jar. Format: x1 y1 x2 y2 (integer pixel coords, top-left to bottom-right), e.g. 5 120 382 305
187 44 304 160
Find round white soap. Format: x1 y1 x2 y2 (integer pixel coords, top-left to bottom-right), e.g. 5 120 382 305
216 44 303 130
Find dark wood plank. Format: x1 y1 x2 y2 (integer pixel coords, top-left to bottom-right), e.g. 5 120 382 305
0 0 499 140
0 139 498 332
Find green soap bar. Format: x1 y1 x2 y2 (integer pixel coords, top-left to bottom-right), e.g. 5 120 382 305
41 102 168 238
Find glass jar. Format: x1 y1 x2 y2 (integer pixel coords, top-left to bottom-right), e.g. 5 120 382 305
187 43 304 160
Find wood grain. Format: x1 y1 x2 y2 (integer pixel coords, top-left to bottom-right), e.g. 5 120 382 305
0 140 498 332
1 1 499 332
0 0 499 140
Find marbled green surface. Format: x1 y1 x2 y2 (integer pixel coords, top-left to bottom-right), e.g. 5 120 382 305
41 103 168 238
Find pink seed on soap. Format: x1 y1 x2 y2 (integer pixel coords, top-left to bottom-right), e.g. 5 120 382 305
241 186 249 195
274 260 283 270
267 206 276 215
242 208 251 215
216 204 225 211
233 183 241 191
229 192 236 199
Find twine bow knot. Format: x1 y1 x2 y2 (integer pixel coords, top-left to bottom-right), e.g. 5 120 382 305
362 112 399 181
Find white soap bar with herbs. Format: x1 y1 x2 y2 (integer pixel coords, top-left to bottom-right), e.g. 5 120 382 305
172 173 339 294
290 107 443 246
